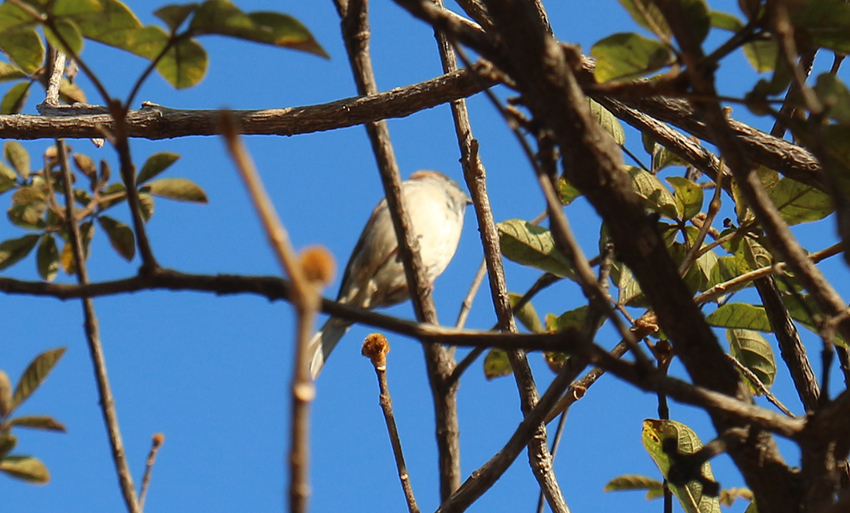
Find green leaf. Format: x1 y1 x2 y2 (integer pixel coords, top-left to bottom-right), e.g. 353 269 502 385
8 186 46 229
0 161 15 194
616 262 648 307
72 152 97 181
721 230 772 272
189 1 328 58
545 305 590 333
0 370 11 416
0 61 26 82
483 348 512 380
497 219 574 278
0 3 33 37
53 0 143 49
9 415 66 432
784 293 848 348
0 28 44 75
558 176 581 205
543 351 569 373
604 474 664 500
710 10 744 31
706 303 771 332
59 78 86 104
789 0 850 54
814 74 850 124
154 3 199 32
767 178 833 225
743 38 778 73
36 233 59 281
509 292 543 333
5 141 30 179
97 215 135 261
155 36 207 89
652 145 689 172
0 80 30 114
59 220 93 274
11 347 66 409
144 177 208 202
591 32 672 83
667 177 703 220
44 18 84 56
626 166 680 219
727 328 776 395
0 455 50 484
617 0 710 42
642 419 721 513
589 98 625 144
137 151 180 184
706 255 750 292
0 234 39 270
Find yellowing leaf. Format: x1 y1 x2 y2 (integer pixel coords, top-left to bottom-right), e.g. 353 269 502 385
483 348 512 380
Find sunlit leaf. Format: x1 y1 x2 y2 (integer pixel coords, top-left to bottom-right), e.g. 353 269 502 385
154 3 199 32
36 233 59 281
667 176 703 220
0 161 15 194
543 351 569 373
642 419 720 513
0 61 26 82
5 141 30 179
706 303 771 332
44 18 83 56
483 348 512 380
626 166 680 219
604 474 664 500
497 219 574 278
73 152 97 180
0 455 50 484
545 305 590 333
727 328 776 395
143 177 208 202
138 192 154 221
97 215 135 261
58 78 86 104
559 176 581 205
11 347 66 409
0 80 30 114
743 38 777 73
0 28 44 74
0 370 11 416
9 415 66 432
0 234 39 270
591 32 672 83
509 292 543 333
53 0 143 49
137 152 179 184
706 255 749 293
710 10 743 31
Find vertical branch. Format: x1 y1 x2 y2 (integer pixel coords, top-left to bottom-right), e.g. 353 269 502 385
219 115 323 513
333 0 461 499
428 7 566 509
57 139 140 513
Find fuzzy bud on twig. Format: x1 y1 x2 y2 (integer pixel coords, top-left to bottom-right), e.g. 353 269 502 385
299 245 335 288
362 333 390 371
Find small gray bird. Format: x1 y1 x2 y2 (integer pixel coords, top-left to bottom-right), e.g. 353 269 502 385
307 171 470 379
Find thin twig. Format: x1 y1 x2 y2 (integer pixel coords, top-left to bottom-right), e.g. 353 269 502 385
362 334 420 513
57 139 140 513
139 433 165 512
726 354 794 417
455 260 487 330
218 113 321 513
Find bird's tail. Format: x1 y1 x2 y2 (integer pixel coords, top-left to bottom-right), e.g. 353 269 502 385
306 317 352 379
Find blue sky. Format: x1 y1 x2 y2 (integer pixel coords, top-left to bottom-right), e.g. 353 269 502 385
3 1 849 512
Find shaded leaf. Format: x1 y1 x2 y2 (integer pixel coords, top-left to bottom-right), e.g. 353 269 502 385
710 10 743 31
0 28 44 74
137 151 179 184
0 370 11 416
706 255 750 293
0 80 30 114
0 455 50 484
814 73 850 124
154 3 199 32
589 98 625 144
0 433 15 459
591 32 672 82
5 141 30 179
706 303 771 332
58 78 86 104
727 328 776 395
36 233 59 281
12 347 66 409
0 234 39 270
652 145 689 172
483 348 512 380
0 160 16 194
73 153 97 180
784 293 848 348
497 219 574 278
642 419 721 513
667 176 703 220
138 192 154 221
743 38 777 73
789 0 850 54
59 221 94 274
719 487 754 507
9 415 66 432
767 178 833 225
617 262 648 307
626 166 680 219
543 351 569 373
8 186 47 229
604 474 664 500
509 292 543 333
0 61 26 82
618 0 710 42
144 177 208 202
97 215 135 261
155 33 207 89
